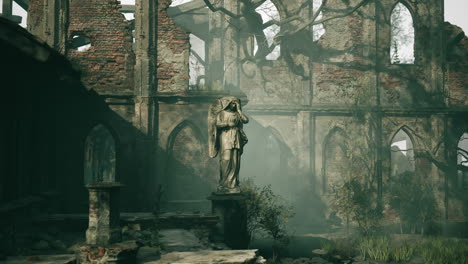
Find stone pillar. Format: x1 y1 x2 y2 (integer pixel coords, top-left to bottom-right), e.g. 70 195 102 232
85 182 123 246
206 0 240 92
133 0 157 210
208 193 248 249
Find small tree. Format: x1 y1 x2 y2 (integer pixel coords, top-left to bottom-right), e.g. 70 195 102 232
241 180 295 261
386 171 438 235
330 176 381 236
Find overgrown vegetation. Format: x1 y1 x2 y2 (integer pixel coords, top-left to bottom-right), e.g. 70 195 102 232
241 180 295 261
320 237 358 259
386 171 438 235
417 237 468 264
320 236 468 264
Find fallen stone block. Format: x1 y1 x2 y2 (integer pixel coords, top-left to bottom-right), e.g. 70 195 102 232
144 249 262 264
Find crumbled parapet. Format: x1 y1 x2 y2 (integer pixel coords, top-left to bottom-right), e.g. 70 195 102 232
76 240 140 264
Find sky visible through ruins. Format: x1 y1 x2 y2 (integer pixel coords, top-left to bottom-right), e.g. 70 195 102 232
1 0 466 33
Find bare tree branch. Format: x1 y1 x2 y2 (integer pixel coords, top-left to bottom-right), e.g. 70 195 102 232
202 0 240 18
191 50 206 66
283 0 371 38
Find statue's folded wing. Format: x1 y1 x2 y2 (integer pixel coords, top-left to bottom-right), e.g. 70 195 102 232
208 99 222 158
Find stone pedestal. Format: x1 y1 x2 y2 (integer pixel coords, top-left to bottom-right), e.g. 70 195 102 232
208 193 248 249
85 182 123 246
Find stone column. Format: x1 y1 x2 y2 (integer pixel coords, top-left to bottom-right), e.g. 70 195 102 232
208 193 248 249
85 182 123 246
206 0 240 92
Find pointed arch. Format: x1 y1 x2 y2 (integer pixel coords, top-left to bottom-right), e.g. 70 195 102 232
164 120 213 212
390 2 415 64
389 126 415 177
84 124 117 185
322 127 348 193
166 120 206 156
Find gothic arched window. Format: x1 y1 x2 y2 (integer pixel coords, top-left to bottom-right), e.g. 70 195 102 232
390 3 415 64
390 128 415 176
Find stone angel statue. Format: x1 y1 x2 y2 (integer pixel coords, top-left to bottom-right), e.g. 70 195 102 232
208 96 249 193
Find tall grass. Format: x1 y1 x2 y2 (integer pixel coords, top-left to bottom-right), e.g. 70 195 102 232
392 244 413 262
417 237 468 264
321 236 468 263
359 236 391 261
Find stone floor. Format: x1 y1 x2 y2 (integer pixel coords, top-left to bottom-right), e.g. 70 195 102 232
0 254 75 264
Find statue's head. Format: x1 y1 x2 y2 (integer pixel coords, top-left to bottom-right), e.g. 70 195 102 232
228 101 238 112
220 96 241 111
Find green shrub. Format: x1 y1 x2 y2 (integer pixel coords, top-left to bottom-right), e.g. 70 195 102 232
320 238 357 258
330 177 382 236
386 171 438 235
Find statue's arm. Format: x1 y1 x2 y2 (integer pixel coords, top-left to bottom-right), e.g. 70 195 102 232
238 111 249 124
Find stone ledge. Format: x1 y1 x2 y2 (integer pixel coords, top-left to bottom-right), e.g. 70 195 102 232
208 193 247 201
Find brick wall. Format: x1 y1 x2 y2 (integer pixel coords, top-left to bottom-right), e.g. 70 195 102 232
67 0 134 94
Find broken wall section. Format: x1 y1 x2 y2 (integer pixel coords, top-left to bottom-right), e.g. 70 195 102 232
311 0 377 105
67 0 135 94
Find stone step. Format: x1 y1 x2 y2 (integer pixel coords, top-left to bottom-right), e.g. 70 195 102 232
143 249 263 264
0 254 75 264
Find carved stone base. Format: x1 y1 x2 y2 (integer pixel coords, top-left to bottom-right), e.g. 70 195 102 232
76 240 140 264
208 193 248 249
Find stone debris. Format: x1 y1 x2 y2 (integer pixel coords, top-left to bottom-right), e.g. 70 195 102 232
159 229 205 252
278 257 332 264
144 249 260 264
0 254 75 264
31 240 50 250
